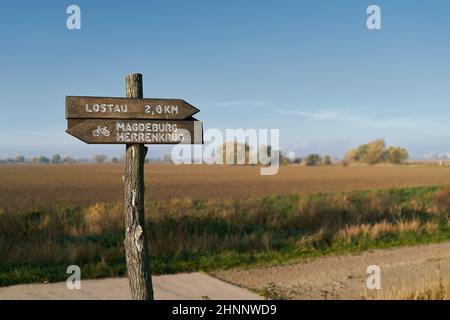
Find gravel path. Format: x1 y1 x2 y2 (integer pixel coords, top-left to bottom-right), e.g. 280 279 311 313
0 272 261 300
2 242 450 300
212 242 450 299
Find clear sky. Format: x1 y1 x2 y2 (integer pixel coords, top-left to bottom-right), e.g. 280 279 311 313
1 0 449 159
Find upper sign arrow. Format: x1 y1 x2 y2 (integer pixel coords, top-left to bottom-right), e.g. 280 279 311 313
66 96 199 120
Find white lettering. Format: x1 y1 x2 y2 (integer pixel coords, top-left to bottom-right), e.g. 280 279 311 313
367 5 381 30
66 5 81 30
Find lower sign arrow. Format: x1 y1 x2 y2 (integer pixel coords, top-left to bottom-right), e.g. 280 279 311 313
66 119 203 144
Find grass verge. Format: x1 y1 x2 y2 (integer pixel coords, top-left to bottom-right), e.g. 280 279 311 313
1 185 449 287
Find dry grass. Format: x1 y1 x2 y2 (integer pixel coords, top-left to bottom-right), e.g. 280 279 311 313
405 283 450 300
335 220 423 242
84 203 122 235
373 279 450 300
1 185 450 286
2 164 450 288
265 280 450 300
401 283 449 300
3 164 450 211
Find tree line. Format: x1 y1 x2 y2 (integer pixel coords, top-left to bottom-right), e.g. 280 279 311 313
0 154 105 164
0 139 409 166
343 139 408 165
0 154 173 164
218 139 408 166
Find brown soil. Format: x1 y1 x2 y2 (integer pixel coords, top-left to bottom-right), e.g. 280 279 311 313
2 164 450 210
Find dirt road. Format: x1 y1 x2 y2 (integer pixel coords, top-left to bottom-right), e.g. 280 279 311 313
0 272 260 300
213 242 450 299
2 242 450 300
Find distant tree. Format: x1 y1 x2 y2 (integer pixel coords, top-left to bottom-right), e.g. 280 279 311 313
364 139 386 164
110 156 125 164
279 152 292 165
322 155 332 165
293 157 302 164
51 154 62 164
385 147 408 164
344 139 409 165
63 156 76 163
32 156 50 164
15 155 25 163
344 148 359 163
93 154 108 164
217 142 253 164
304 154 322 166
355 144 368 161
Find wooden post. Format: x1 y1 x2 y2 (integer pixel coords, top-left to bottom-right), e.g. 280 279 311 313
123 73 154 300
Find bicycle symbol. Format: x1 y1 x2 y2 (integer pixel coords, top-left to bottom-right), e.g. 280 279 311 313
93 126 110 137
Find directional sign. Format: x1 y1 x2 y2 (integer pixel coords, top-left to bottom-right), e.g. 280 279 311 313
65 74 204 300
66 96 199 120
66 118 203 144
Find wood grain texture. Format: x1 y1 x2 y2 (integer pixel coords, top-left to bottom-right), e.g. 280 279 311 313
66 96 199 120
66 118 203 144
123 73 154 300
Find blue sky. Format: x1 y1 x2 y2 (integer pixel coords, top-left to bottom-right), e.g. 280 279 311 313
1 0 450 159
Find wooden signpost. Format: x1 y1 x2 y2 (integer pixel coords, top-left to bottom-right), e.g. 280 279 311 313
66 96 199 119
67 119 203 144
65 73 203 300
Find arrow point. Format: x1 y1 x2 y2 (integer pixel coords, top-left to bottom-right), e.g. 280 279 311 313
182 100 200 117
66 127 89 144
